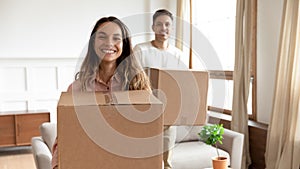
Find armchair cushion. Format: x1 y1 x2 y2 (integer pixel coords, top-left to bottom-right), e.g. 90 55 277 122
31 136 52 169
172 141 230 169
31 122 57 169
172 126 244 169
40 122 57 153
175 126 203 143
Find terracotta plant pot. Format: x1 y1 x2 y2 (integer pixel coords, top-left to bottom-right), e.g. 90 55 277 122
212 156 228 169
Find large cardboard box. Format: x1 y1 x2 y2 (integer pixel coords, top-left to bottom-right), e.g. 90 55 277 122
57 90 163 169
149 68 209 125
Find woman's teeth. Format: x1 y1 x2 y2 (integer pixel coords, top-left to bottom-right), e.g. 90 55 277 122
102 49 115 54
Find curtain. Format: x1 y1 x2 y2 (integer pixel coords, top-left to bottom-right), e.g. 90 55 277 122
176 0 191 68
265 0 300 168
176 0 185 51
231 0 254 168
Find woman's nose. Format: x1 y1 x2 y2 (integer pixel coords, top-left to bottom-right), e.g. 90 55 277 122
105 37 114 45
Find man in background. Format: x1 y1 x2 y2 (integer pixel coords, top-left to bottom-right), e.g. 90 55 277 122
133 9 188 169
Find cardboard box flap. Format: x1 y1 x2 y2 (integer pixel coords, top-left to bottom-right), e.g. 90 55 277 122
58 92 109 106
112 90 162 105
58 91 162 107
151 68 209 76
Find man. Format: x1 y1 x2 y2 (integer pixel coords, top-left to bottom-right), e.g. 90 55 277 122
133 9 188 169
134 9 186 69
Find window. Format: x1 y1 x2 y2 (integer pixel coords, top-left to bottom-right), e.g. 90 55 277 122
190 0 257 119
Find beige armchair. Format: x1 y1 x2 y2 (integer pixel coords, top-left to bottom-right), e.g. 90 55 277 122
31 122 243 169
31 122 56 169
172 125 244 169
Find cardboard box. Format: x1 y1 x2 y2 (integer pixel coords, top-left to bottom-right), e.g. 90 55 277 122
57 90 163 169
149 68 209 125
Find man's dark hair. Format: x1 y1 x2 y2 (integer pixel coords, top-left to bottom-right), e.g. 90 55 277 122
152 9 173 23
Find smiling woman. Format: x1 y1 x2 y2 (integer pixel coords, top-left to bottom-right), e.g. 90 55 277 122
68 16 151 92
51 16 151 169
94 22 123 64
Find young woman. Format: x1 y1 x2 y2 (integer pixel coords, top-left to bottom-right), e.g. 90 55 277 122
51 16 151 169
69 16 151 92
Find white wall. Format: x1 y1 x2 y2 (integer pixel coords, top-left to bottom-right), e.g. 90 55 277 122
1 0 280 125
0 0 151 58
0 58 78 122
257 0 284 124
0 0 176 122
0 0 177 58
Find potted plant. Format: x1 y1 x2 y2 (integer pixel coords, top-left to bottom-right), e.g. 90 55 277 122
198 124 228 169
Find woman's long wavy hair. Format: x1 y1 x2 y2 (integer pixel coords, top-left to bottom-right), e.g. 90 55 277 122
76 16 151 91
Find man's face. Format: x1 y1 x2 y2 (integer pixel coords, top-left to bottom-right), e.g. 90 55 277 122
152 15 173 42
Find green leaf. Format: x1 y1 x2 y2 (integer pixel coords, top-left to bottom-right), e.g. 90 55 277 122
198 124 224 157
198 124 224 146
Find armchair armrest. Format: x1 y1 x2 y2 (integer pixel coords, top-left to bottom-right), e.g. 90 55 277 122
31 136 52 169
217 128 244 169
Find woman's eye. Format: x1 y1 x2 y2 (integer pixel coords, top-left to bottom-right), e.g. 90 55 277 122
98 36 106 39
114 37 121 41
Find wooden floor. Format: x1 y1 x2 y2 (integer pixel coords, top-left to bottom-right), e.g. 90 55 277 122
0 146 36 169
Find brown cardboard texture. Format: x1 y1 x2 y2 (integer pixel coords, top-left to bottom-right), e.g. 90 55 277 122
57 90 163 169
149 68 209 125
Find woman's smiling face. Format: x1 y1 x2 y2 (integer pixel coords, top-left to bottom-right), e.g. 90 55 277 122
94 22 123 63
